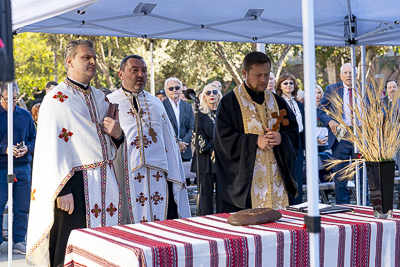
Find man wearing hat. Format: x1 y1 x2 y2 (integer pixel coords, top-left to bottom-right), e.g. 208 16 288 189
156 89 167 101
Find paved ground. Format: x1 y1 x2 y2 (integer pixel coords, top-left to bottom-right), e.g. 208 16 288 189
0 241 26 267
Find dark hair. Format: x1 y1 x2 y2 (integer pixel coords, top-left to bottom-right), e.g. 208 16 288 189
242 51 271 72
100 87 112 95
46 81 58 89
275 73 299 100
385 79 398 89
120 55 144 71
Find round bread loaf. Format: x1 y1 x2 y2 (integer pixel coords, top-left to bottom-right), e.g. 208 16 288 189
227 208 282 226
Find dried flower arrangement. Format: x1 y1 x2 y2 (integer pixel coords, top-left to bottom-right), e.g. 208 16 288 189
319 81 400 180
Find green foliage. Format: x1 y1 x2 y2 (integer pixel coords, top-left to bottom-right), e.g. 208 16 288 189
13 33 64 103
12 33 398 103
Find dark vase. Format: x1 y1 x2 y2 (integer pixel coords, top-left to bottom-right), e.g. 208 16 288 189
365 160 395 218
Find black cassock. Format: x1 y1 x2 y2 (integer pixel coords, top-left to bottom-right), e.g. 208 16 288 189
214 87 299 213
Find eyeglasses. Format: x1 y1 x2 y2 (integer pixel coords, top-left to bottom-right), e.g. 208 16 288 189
1 96 18 102
205 90 218 96
168 86 181 91
283 81 294 86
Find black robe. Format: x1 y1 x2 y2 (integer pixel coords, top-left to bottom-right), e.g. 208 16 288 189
214 88 299 213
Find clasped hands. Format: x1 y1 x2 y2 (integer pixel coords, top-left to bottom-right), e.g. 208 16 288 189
6 143 28 158
257 129 281 151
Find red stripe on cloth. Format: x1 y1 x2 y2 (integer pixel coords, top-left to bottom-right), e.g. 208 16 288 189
64 260 87 267
94 226 177 267
204 216 262 267
216 212 310 267
65 244 120 267
157 220 219 267
160 218 250 267
121 224 193 267
351 205 400 267
217 213 285 266
319 214 373 267
76 229 146 266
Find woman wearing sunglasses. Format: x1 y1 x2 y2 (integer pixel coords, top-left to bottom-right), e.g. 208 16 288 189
276 73 305 205
190 83 222 215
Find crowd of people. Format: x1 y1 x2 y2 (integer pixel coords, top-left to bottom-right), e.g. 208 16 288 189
0 39 399 266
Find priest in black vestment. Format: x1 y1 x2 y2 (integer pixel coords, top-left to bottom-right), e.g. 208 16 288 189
214 51 299 213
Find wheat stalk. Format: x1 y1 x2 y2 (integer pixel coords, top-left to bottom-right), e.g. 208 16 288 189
320 81 400 180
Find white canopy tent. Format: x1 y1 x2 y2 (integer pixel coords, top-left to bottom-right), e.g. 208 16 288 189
12 0 400 46
6 0 400 266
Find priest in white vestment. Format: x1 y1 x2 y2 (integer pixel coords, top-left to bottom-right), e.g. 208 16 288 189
108 55 190 223
26 40 124 267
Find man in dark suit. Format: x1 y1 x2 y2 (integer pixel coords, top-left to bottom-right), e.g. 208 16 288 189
317 63 358 204
163 77 195 165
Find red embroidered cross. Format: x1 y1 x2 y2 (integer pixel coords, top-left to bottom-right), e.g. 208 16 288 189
131 136 140 149
53 92 69 102
59 128 73 142
91 204 102 218
152 171 163 182
104 96 109 103
106 202 117 217
151 191 164 205
31 189 36 201
140 216 148 223
136 192 148 206
127 108 136 117
153 215 160 222
142 135 152 148
134 172 145 183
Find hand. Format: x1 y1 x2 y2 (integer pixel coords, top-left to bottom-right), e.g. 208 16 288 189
328 120 339 135
257 135 271 150
103 117 123 139
318 137 328 145
57 193 74 215
265 128 281 147
16 145 28 158
6 146 19 157
178 141 188 153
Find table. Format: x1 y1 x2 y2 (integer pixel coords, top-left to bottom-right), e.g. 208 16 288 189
64 205 400 267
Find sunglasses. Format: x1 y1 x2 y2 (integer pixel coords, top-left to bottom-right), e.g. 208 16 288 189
283 81 294 86
205 90 219 96
168 86 181 91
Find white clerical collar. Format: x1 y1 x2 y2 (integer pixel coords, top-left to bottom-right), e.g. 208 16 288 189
67 76 89 88
168 97 180 107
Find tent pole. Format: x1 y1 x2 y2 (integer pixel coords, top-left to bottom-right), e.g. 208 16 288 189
7 81 14 267
350 45 360 206
256 43 265 53
150 40 155 96
302 0 320 266
360 45 367 206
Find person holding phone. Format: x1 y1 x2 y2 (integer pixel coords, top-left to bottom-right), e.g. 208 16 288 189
0 82 36 255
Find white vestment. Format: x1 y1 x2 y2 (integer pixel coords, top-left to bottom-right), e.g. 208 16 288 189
26 80 121 266
107 89 190 223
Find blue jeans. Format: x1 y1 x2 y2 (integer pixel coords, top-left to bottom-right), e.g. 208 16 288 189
0 164 31 244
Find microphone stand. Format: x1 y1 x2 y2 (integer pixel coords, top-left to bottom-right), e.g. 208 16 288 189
192 97 201 216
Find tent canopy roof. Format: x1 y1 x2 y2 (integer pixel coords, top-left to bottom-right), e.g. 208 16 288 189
12 0 400 46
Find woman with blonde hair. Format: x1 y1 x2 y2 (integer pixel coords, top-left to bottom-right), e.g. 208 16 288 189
191 82 222 215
